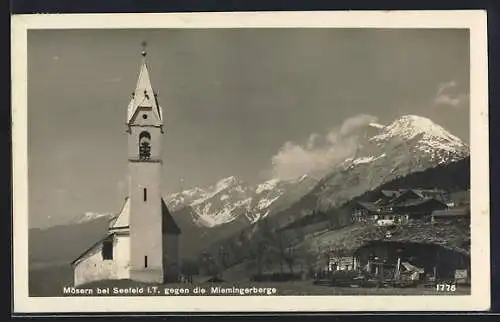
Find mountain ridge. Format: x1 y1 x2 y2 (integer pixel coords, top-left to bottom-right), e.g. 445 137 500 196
29 114 469 268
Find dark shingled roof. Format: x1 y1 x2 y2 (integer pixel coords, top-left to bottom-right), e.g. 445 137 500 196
308 222 470 257
393 197 447 208
162 198 182 235
354 201 380 213
381 190 403 198
432 207 470 217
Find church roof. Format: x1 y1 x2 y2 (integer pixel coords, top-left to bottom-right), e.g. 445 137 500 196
108 197 180 235
162 199 181 235
72 197 181 266
108 197 130 232
126 51 163 125
71 233 115 266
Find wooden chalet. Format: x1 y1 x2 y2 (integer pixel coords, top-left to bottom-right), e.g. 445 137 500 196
351 188 449 224
431 207 470 224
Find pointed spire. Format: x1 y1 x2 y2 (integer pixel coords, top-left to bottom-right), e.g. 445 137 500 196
126 42 163 125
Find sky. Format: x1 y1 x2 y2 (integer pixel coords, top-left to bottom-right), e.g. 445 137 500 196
27 28 470 228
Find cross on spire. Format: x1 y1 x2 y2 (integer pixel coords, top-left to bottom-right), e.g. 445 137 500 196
126 41 163 126
141 41 148 57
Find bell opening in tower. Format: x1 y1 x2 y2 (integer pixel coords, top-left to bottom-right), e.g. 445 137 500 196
139 131 151 160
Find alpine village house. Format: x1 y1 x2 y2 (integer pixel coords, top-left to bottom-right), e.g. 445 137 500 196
71 47 182 286
322 188 471 284
351 189 469 226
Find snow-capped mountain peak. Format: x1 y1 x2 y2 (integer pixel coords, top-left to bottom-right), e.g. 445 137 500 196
72 212 113 224
215 175 241 191
314 114 469 211
372 115 465 146
256 178 280 194
165 172 318 228
369 122 385 129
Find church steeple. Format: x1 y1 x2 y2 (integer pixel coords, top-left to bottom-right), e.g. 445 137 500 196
71 41 180 287
126 42 163 128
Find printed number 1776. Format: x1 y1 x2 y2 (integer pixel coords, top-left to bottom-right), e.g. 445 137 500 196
436 284 456 292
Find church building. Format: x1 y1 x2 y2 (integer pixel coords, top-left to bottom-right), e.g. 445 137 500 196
71 47 182 286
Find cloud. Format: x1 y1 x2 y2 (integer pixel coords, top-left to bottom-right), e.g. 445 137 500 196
270 114 378 181
434 93 467 107
52 56 59 61
437 80 457 96
433 80 468 108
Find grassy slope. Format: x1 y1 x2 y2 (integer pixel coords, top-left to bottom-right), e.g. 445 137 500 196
29 263 74 297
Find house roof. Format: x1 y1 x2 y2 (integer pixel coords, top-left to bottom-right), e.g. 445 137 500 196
412 189 447 201
432 207 470 217
354 201 380 213
401 262 424 273
413 188 446 194
385 188 446 204
448 190 471 204
381 190 403 198
315 222 470 257
388 189 424 203
393 197 447 208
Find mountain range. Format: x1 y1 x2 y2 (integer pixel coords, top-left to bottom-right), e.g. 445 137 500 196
29 114 469 267
281 114 468 220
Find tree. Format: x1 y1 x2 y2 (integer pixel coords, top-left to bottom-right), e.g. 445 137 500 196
256 240 267 276
277 232 285 274
303 252 318 279
218 245 228 272
284 243 295 274
328 211 340 229
181 259 199 283
199 251 218 277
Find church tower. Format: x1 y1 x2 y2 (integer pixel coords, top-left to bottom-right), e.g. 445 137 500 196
126 45 165 283
71 44 181 286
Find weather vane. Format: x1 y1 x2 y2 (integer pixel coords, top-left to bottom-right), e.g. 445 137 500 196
141 41 148 57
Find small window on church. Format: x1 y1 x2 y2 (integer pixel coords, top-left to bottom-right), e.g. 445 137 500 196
144 256 148 268
142 114 148 119
143 188 147 202
102 240 113 260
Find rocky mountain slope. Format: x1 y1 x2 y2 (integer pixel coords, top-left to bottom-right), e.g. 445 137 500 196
167 174 318 228
197 115 469 272
278 115 469 223
211 157 471 280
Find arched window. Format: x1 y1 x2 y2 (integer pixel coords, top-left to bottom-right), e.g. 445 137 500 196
139 131 151 160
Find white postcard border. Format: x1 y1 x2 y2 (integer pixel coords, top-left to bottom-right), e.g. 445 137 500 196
11 10 490 313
